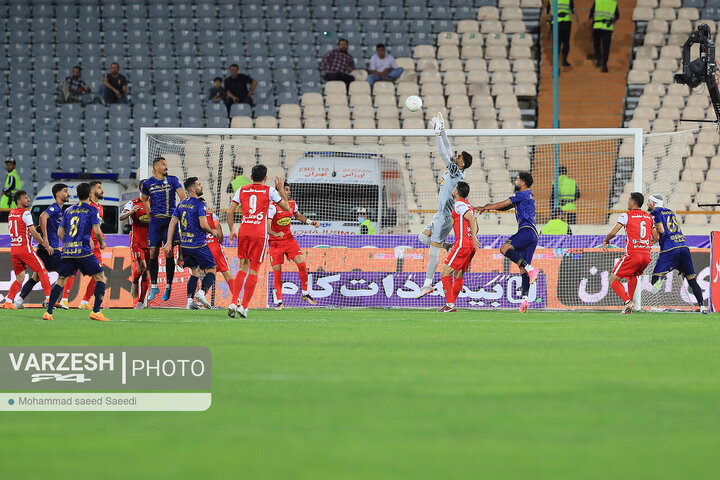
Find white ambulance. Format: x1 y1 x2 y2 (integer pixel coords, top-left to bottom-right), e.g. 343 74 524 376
30 174 140 234
286 152 407 234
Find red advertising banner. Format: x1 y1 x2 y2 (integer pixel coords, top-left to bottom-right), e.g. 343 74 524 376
711 232 720 313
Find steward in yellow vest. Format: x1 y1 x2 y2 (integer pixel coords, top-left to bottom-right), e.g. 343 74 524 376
226 165 252 194
1 158 22 210
552 166 580 224
546 0 576 66
541 209 573 235
590 0 618 72
357 208 376 235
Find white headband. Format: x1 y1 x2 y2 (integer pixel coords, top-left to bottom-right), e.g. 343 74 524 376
649 194 663 207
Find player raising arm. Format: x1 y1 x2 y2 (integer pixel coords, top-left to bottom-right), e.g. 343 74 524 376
475 171 539 313
416 112 473 298
141 156 186 303
266 180 319 310
3 191 53 309
602 192 653 314
44 182 108 322
647 194 708 314
16 183 69 309
227 164 290 318
120 180 151 308
164 178 218 310
438 181 481 313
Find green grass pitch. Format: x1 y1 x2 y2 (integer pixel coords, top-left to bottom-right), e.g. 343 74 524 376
1 308 719 480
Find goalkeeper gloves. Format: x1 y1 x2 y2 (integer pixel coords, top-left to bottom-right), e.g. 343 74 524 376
432 113 445 135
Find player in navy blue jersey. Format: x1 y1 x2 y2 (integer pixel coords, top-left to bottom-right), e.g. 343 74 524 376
43 182 109 322
141 156 186 303
164 177 219 310
647 194 708 314
16 183 69 308
476 171 540 313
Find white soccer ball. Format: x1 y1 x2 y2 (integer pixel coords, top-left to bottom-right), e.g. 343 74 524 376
405 95 423 112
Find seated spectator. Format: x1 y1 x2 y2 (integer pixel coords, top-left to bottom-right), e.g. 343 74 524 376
58 66 94 105
225 64 256 114
209 77 225 104
321 38 355 92
366 44 404 92
101 62 128 104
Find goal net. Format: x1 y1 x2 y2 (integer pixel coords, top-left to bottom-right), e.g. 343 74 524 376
139 127 703 311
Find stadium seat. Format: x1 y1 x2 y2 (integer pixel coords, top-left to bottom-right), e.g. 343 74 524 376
413 45 436 59
230 103 251 118
255 116 278 128
303 104 325 119
350 94 372 107
230 116 253 128
477 6 499 20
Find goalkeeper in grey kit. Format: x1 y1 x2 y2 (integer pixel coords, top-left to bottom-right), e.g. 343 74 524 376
416 113 474 298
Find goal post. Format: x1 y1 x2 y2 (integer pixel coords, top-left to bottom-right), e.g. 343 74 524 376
137 127 704 311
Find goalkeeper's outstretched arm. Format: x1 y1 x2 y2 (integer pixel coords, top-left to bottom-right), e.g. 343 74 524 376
432 113 458 173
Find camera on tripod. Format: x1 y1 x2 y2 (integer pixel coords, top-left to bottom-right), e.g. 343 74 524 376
675 24 720 124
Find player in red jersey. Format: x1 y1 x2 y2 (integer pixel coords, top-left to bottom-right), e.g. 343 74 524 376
120 180 151 308
438 182 480 313
3 191 52 308
266 181 320 310
226 164 289 318
602 192 653 314
78 180 106 309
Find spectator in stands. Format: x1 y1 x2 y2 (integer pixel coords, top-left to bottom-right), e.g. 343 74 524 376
589 0 619 73
541 208 573 235
226 165 252 194
209 77 225 104
321 38 355 92
101 62 128 104
59 66 94 105
551 166 580 224
366 44 404 92
1 158 22 215
546 0 575 67
224 64 256 114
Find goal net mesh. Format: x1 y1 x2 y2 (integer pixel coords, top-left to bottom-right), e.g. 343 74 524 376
141 128 704 311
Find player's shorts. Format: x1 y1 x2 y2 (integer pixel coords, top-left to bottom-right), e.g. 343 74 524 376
131 244 150 264
237 234 267 263
208 242 229 273
612 253 651 279
11 250 46 275
425 211 453 244
37 247 62 272
58 255 104 278
444 244 475 272
506 227 539 264
652 246 695 277
181 245 216 270
268 239 303 266
92 247 102 263
148 216 180 248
